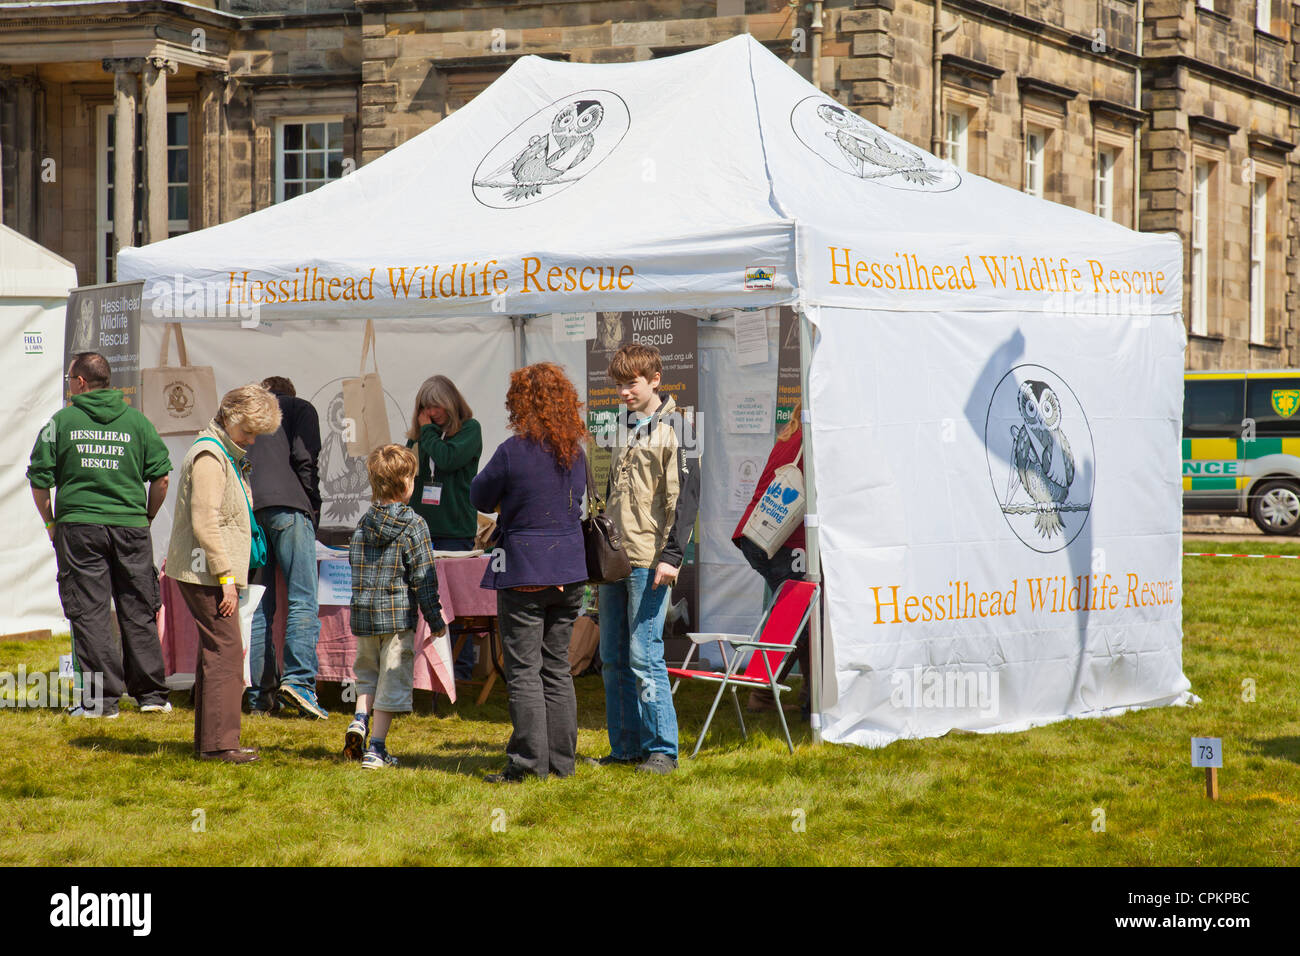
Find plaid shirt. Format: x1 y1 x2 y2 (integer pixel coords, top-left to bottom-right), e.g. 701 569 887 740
349 502 445 637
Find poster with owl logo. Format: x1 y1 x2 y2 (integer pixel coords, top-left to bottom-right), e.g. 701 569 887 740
984 364 1095 553
63 281 143 404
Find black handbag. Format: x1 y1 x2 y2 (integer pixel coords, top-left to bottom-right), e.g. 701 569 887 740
583 448 632 584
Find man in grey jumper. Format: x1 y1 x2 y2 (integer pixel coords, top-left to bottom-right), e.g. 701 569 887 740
245 375 326 718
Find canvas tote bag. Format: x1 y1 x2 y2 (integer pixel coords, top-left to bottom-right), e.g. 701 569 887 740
342 319 391 457
741 447 806 558
140 324 218 434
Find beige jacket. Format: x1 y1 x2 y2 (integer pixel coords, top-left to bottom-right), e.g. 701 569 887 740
166 422 254 587
605 395 701 570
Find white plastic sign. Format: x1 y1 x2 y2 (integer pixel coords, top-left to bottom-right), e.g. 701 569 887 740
58 654 74 680
1191 737 1222 768
318 558 353 606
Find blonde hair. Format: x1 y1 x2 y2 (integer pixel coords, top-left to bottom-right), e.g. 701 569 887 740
218 384 282 437
367 444 417 502
777 399 802 443
408 375 474 441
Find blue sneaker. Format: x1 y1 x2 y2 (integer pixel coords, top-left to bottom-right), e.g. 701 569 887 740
279 684 328 720
361 746 398 769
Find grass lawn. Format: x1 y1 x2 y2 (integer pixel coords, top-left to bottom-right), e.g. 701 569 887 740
2 540 1297 867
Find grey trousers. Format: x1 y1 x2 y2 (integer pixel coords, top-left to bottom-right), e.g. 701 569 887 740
497 586 583 779
54 523 169 710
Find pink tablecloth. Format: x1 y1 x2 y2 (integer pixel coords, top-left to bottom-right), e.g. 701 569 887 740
158 556 496 702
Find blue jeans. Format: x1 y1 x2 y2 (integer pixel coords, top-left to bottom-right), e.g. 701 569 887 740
431 537 476 680
599 567 678 759
248 507 321 707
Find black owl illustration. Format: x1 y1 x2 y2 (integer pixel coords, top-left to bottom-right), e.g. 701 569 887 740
478 99 605 201
1006 380 1076 539
815 103 942 186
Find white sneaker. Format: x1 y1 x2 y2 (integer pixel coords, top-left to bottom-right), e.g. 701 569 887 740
140 701 173 713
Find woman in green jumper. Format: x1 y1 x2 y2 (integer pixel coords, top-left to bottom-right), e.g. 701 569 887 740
406 375 482 680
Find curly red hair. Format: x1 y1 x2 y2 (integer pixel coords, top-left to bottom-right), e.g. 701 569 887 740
505 362 588 467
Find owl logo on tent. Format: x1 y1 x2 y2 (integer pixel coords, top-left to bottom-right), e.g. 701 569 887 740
473 90 630 208
790 96 960 192
1270 389 1300 418
984 365 1094 553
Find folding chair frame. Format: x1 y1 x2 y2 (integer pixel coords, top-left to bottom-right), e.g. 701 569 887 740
674 581 820 758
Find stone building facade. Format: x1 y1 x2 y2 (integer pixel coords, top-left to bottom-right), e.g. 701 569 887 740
0 0 1297 369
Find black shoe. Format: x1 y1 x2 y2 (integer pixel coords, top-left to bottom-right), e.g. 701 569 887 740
636 753 678 775
484 764 530 784
584 753 642 767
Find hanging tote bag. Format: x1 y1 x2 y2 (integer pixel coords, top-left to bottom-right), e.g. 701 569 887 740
196 437 268 570
582 450 631 585
140 324 218 434
341 319 391 457
742 446 806 559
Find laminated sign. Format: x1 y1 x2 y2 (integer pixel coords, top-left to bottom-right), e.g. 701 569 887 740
342 319 391 457
140 324 218 434
742 447 805 558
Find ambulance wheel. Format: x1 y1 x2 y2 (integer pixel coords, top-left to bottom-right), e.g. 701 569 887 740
1251 480 1300 535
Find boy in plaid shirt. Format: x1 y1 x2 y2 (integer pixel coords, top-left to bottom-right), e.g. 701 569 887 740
346 444 446 768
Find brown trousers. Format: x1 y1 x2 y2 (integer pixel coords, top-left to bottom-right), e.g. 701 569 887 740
178 582 244 755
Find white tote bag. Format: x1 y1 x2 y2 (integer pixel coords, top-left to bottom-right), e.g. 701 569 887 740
741 447 806 558
237 584 267 688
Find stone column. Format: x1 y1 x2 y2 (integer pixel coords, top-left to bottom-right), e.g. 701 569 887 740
103 58 141 264
13 75 37 237
0 67 8 226
198 72 227 229
142 56 177 245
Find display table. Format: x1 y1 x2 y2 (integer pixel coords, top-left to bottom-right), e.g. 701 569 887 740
157 555 497 703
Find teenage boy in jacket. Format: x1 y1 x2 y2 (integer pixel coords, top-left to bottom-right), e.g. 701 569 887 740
27 352 173 718
594 344 701 774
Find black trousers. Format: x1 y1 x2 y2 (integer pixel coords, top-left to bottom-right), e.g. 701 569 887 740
497 586 582 779
54 523 169 709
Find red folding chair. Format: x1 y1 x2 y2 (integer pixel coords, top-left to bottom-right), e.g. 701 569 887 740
667 579 820 757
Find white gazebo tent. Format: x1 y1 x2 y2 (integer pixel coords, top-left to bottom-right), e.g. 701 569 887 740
0 224 77 636
120 35 1192 747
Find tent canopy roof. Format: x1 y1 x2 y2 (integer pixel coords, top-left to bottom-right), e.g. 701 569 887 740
0 223 77 299
119 35 1180 319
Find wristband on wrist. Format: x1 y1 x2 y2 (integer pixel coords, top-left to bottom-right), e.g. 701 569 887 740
44 520 55 529
218 575 235 586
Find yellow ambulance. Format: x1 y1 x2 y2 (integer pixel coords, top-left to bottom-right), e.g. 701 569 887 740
1183 370 1300 534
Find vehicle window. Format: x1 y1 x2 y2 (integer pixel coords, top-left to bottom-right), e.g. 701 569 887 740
1183 379 1244 438
1245 378 1300 437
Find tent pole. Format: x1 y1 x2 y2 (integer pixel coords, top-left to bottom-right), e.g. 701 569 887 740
798 307 824 745
511 314 525 369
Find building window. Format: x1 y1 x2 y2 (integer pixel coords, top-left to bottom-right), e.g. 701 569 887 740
944 108 969 171
276 117 344 202
1095 148 1115 221
1024 127 1046 198
1250 176 1270 344
97 104 190 283
1257 0 1272 31
1197 0 1214 10
1191 159 1211 337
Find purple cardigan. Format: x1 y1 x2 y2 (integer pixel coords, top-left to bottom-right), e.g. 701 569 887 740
469 436 588 590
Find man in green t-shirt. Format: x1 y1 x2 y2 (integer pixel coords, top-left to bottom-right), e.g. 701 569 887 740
27 352 174 718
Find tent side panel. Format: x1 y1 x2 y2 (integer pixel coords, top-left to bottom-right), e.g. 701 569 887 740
808 306 1190 746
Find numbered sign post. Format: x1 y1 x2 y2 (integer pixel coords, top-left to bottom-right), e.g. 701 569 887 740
1191 737 1223 800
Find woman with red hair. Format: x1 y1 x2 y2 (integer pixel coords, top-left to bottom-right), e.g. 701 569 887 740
470 362 589 783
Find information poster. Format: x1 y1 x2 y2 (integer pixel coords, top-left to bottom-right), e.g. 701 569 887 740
586 310 700 661
776 306 801 430
64 281 143 405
